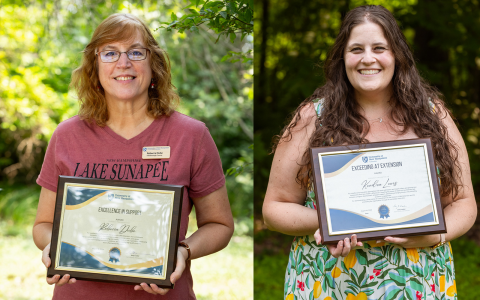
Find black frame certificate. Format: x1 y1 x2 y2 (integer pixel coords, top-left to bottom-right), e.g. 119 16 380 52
47 176 184 288
310 138 446 244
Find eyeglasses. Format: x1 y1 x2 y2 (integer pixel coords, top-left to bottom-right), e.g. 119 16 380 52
96 48 149 63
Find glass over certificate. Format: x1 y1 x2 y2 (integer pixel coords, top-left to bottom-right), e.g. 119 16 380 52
310 138 446 243
48 176 183 288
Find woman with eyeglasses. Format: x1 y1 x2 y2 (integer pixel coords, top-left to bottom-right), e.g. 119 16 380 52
263 5 475 299
32 13 234 299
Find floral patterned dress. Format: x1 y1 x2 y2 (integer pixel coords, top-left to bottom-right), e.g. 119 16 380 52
284 192 457 300
284 100 457 300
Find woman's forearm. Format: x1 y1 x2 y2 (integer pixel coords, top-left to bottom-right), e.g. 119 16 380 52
183 222 234 260
443 197 477 242
263 200 319 237
32 222 53 250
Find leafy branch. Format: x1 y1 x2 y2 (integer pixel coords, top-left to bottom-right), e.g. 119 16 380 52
161 0 253 42
158 0 253 178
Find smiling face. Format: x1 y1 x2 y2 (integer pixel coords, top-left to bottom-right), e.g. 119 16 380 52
344 22 395 99
97 31 152 105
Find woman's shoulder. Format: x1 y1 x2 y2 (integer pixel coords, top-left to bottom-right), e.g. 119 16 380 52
52 115 86 135
278 101 318 147
291 98 323 128
428 99 456 129
292 101 319 130
167 111 208 132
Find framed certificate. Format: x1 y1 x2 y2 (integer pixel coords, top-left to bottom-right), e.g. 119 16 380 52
310 138 446 244
47 176 184 288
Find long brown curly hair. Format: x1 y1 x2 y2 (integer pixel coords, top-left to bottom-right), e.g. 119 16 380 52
70 13 179 126
274 5 461 200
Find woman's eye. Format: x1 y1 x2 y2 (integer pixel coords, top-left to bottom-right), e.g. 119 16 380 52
351 47 362 52
375 47 386 51
131 51 143 56
105 51 117 56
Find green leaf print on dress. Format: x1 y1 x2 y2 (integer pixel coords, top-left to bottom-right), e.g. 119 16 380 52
284 191 457 300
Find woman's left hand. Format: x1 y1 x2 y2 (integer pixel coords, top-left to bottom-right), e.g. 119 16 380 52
134 248 187 295
384 234 440 248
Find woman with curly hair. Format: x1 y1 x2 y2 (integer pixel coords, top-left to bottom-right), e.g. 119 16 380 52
263 5 476 300
33 13 233 299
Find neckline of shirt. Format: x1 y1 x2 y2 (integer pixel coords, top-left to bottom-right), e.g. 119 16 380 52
100 114 169 145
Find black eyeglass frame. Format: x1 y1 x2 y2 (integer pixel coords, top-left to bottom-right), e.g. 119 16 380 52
95 48 150 63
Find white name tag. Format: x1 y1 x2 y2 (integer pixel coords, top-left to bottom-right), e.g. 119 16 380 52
142 146 170 159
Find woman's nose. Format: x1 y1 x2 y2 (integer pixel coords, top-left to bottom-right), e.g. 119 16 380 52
116 52 132 68
361 50 376 64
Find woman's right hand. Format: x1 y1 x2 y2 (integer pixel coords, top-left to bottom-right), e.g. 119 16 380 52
42 243 76 286
314 229 363 258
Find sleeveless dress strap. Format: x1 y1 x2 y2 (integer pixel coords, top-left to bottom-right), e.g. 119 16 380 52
312 98 324 118
428 98 436 113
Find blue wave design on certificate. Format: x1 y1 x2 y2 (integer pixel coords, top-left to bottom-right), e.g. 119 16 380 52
330 209 435 232
322 153 365 178
66 186 108 205
59 242 164 276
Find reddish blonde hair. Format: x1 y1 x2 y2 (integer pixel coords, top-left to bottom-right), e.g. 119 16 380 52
71 13 179 126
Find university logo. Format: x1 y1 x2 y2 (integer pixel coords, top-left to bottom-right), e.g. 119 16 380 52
109 247 121 263
143 147 147 152
108 193 114 201
362 156 368 163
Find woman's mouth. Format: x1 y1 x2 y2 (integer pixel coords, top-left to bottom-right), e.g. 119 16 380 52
358 70 380 75
114 76 136 81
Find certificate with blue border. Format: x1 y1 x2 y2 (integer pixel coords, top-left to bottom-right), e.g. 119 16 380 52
47 176 183 288
311 138 446 243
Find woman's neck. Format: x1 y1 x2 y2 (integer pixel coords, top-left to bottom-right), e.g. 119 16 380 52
355 85 393 120
105 99 155 139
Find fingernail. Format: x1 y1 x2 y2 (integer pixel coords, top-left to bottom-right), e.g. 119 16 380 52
339 241 343 246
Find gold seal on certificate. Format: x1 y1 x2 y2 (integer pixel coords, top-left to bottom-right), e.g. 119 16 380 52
47 176 183 288
310 138 446 244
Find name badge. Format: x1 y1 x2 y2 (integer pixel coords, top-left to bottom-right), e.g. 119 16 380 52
142 146 170 159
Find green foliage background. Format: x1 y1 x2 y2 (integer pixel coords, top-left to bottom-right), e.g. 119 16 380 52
0 0 253 229
0 0 253 298
254 0 480 299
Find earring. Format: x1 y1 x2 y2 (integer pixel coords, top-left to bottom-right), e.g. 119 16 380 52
150 82 155 89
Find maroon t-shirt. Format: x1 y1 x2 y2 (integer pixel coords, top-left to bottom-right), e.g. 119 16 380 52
37 112 225 300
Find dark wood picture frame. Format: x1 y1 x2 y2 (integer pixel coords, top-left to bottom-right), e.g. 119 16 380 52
310 138 446 244
47 176 184 288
